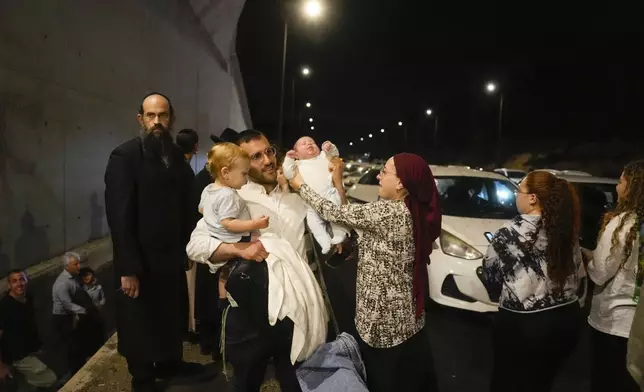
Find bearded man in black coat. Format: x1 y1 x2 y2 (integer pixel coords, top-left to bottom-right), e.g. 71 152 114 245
104 93 212 392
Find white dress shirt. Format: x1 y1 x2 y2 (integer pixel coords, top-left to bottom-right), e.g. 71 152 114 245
186 181 309 267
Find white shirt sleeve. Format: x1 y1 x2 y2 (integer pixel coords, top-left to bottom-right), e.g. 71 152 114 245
324 142 339 158
186 219 223 264
589 214 636 286
198 186 209 212
282 157 297 180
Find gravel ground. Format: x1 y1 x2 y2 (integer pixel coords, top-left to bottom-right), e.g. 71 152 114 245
73 336 281 392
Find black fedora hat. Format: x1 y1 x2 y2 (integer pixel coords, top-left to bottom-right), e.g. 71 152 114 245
210 127 239 144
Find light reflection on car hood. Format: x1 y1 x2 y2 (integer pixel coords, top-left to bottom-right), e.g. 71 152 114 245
441 216 509 247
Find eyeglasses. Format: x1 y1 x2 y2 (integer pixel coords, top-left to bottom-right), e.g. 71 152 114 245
249 146 277 163
379 167 397 177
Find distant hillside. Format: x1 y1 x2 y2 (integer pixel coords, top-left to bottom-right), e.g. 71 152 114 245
503 138 643 178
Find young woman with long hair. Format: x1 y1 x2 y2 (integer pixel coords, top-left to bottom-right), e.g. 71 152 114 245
483 171 585 392
584 160 644 392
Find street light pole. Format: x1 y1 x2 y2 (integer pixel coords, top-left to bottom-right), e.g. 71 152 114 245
278 21 288 146
485 82 505 167
433 115 439 159
496 93 504 167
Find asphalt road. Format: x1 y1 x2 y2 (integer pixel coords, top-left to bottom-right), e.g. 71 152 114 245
427 302 591 392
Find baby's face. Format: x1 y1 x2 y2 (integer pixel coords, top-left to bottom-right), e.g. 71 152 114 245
226 159 250 190
294 137 320 160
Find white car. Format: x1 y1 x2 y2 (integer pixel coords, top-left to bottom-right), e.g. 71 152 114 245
347 165 519 312
547 172 618 250
494 168 527 184
343 162 374 188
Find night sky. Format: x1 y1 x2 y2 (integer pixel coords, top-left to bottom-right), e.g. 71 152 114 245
236 0 644 164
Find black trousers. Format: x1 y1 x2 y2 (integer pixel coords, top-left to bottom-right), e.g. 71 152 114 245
126 358 182 387
358 328 438 392
52 314 85 374
195 265 222 355
224 307 301 392
76 311 106 360
490 303 582 392
590 328 640 392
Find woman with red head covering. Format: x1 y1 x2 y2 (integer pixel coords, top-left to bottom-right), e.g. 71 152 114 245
290 153 441 392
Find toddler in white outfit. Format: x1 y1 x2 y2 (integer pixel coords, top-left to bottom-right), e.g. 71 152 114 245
199 142 269 303
282 136 349 254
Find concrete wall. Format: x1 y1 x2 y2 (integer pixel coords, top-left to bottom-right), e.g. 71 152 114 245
0 0 251 272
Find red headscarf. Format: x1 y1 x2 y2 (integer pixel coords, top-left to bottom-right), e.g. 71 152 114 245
393 153 442 318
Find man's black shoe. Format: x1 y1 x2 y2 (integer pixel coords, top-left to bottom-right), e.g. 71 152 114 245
183 330 200 344
200 346 212 356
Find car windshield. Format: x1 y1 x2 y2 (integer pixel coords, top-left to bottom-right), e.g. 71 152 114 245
436 176 518 219
358 168 381 185
572 181 618 249
344 164 361 175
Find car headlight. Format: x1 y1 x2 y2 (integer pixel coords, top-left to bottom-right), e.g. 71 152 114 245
439 230 483 260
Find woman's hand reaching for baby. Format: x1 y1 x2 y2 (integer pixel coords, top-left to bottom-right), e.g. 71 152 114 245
277 168 290 192
328 157 344 188
289 168 304 191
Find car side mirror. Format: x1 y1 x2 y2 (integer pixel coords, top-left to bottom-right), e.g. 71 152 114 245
484 232 493 243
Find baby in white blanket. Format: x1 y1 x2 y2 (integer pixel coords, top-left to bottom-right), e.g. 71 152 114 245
282 137 349 254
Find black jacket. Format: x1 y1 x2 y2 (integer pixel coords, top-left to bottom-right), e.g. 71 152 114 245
104 137 193 361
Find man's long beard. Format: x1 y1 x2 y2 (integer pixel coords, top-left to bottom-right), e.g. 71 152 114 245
142 125 174 167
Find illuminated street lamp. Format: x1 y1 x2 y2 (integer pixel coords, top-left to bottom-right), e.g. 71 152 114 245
349 142 353 146
303 0 324 19
360 137 364 141
398 121 408 146
380 128 385 133
425 108 439 157
311 126 315 130
306 102 311 108
301 66 311 77
309 118 314 123
277 1 326 145
485 81 504 166
368 134 373 138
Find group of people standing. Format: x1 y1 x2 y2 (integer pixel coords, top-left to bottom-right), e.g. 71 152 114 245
103 90 644 392
482 162 644 392
104 92 444 392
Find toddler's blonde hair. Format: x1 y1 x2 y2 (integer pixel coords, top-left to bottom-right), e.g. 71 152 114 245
206 142 250 180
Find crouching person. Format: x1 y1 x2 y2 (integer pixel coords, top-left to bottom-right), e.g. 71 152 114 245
0 270 57 390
